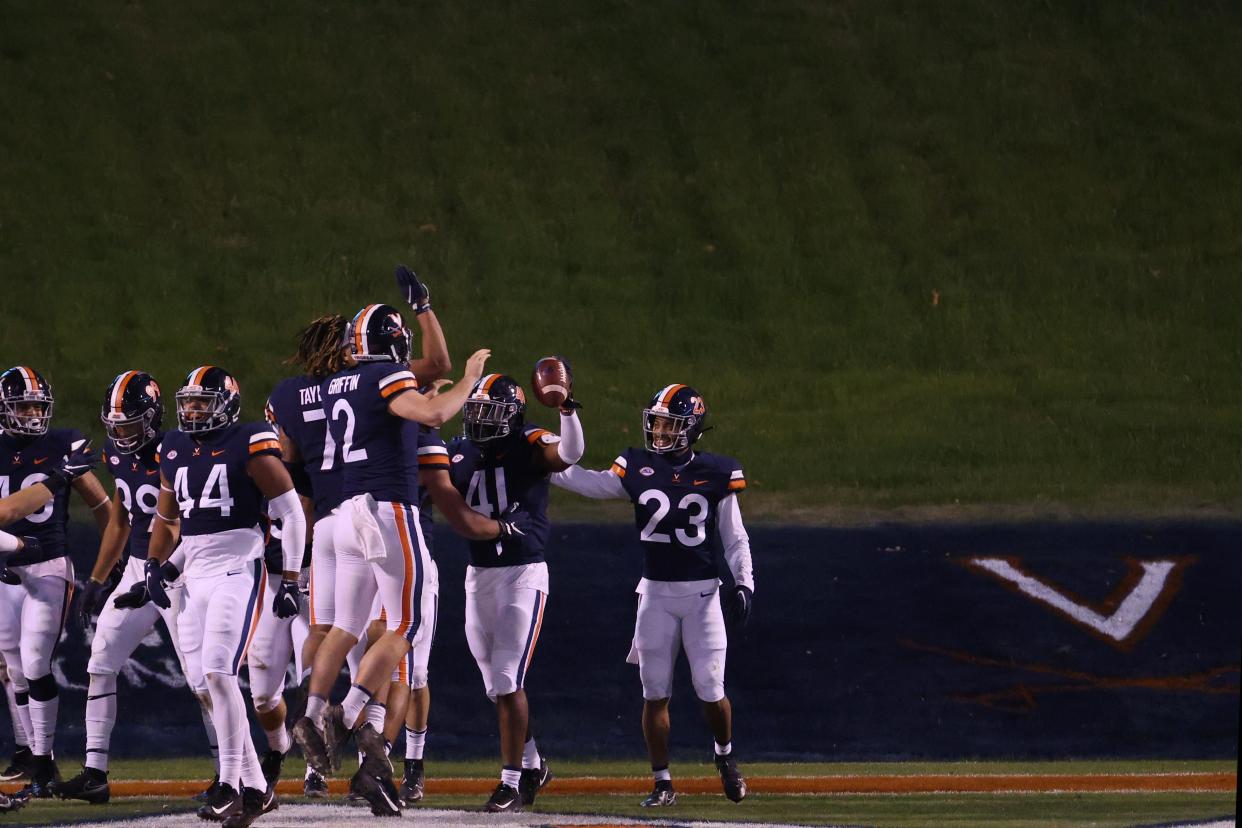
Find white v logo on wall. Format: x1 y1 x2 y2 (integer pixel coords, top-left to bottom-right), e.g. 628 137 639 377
966 557 1189 649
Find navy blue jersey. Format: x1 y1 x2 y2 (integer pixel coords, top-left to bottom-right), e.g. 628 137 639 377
159 422 281 536
404 422 449 554
320 363 418 505
268 375 344 520
448 425 556 568
613 449 746 582
102 436 163 559
0 428 86 557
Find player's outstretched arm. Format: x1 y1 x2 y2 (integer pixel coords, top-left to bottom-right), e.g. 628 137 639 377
0 482 54 525
420 468 514 541
396 265 452 382
550 464 627 499
388 348 490 426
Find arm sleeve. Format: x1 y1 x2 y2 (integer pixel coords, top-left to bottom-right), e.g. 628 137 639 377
266 488 308 575
717 493 754 592
556 410 585 465
550 464 627 500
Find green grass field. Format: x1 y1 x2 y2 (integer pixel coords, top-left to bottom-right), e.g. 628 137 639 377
6 758 1235 827
3 1 1242 518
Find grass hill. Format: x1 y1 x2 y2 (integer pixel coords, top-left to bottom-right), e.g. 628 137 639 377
2 1 1241 520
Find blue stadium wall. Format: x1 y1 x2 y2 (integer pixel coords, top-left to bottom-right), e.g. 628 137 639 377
15 521 1241 761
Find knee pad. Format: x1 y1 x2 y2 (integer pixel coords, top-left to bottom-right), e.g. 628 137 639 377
252 693 281 714
408 667 428 690
27 673 57 702
87 673 118 697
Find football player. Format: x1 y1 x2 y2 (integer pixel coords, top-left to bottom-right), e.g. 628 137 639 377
52 371 216 804
446 371 584 812
293 302 495 816
143 366 307 828
0 365 110 797
551 384 754 806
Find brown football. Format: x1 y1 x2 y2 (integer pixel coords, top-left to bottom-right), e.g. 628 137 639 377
531 356 572 408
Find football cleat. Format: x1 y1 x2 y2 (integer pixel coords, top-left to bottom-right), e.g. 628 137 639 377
18 755 59 799
259 750 285 790
0 790 25 814
100 370 164 453
349 756 401 817
518 757 551 806
483 782 523 813
320 705 353 773
196 780 240 821
51 766 110 804
399 758 425 805
302 769 328 798
175 366 241 435
642 384 708 454
463 375 526 443
192 774 220 803
640 779 677 807
291 716 333 777
715 752 747 803
220 785 273 828
0 366 54 437
0 746 33 781
353 722 390 767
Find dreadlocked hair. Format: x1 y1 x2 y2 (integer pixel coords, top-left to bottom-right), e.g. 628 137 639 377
288 314 348 378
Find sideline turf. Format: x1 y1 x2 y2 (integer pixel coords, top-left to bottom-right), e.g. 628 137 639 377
2 2 1241 518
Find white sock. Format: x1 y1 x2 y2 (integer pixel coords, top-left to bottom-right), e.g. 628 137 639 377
84 674 118 772
305 694 327 727
264 724 292 755
654 767 672 782
341 685 372 730
365 700 386 732
2 680 25 747
501 766 521 788
521 736 540 769
714 740 732 756
15 696 33 752
238 728 267 792
27 684 58 756
405 727 426 761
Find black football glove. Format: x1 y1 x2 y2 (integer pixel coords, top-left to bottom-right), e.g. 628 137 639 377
42 440 98 495
726 585 753 630
395 265 431 315
273 579 301 619
112 581 150 610
144 558 172 609
77 579 107 626
494 502 531 541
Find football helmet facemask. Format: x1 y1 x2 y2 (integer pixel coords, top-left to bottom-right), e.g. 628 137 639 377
643 384 708 454
346 303 412 364
0 366 54 437
463 374 526 444
176 366 241 434
101 370 164 454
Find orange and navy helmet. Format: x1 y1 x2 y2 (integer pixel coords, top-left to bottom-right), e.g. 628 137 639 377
463 374 526 444
100 370 163 454
0 366 54 437
643 384 708 454
346 303 412 364
176 366 241 434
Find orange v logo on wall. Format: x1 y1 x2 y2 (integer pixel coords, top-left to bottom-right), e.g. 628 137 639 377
963 557 1190 650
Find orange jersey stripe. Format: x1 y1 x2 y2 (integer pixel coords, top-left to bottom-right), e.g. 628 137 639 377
525 429 550 445
609 463 626 477
418 455 450 467
379 379 418 399
249 440 281 455
728 479 747 491
392 503 416 637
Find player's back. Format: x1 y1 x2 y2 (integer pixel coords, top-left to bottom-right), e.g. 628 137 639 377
268 374 344 520
448 424 554 568
0 427 84 554
614 448 746 583
320 362 418 505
